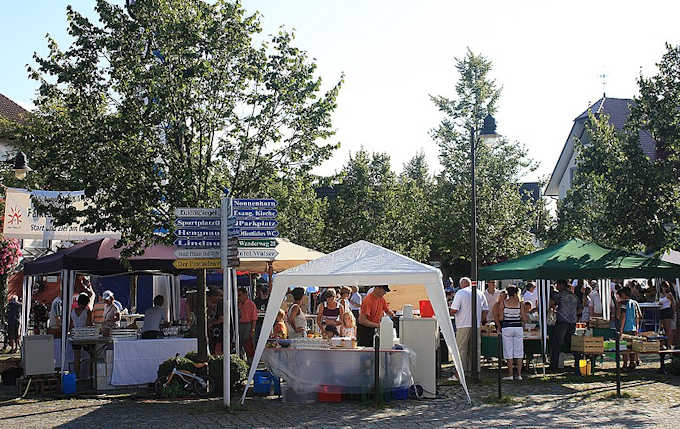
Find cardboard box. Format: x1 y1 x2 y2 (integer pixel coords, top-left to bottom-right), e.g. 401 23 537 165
589 318 610 329
571 335 604 354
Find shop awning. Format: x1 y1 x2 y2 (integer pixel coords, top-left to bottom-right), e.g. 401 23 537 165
478 238 680 281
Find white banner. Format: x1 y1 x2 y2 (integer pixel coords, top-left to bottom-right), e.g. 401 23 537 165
2 187 120 240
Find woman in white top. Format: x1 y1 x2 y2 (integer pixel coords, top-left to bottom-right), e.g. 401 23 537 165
70 293 93 379
659 281 676 349
287 288 308 339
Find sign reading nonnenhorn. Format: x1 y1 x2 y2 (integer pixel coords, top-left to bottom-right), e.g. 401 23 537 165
2 187 120 240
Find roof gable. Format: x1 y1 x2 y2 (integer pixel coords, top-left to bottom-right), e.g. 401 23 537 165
0 94 29 123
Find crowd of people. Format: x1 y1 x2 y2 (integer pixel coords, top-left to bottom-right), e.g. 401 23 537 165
445 277 679 379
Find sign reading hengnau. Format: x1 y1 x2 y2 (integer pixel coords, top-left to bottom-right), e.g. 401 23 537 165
2 188 120 240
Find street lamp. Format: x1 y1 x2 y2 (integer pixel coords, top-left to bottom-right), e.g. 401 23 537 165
470 113 499 381
3 151 32 180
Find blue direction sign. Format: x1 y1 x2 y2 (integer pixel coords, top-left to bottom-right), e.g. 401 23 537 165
227 229 279 238
232 198 278 209
174 238 221 248
233 219 278 229
175 218 220 229
175 229 221 239
232 209 278 219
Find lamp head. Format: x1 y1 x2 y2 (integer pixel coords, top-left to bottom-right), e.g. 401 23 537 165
12 151 31 180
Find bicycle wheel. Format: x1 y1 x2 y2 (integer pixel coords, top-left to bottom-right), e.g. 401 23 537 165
191 379 210 397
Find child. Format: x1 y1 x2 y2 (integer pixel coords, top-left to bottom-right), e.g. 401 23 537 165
339 311 356 339
271 309 288 339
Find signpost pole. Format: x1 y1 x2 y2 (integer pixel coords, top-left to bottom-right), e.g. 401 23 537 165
197 269 209 362
221 195 230 408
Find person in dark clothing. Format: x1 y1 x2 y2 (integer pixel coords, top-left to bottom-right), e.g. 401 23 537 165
6 295 22 353
549 280 578 371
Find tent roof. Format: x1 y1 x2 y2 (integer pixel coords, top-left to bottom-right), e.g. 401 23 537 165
23 238 176 275
236 238 325 273
478 238 680 280
275 240 440 287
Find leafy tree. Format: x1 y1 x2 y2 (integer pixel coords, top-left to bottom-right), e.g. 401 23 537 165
552 44 680 253
15 0 341 253
323 150 431 261
430 50 538 269
13 0 341 361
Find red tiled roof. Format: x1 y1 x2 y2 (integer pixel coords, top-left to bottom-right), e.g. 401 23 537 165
0 93 29 123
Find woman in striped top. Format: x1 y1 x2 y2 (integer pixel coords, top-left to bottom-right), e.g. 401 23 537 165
498 285 528 381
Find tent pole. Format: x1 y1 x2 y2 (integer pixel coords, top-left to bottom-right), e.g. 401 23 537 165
60 270 68 373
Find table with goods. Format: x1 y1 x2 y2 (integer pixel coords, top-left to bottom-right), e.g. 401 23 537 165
481 322 544 368
66 324 196 390
261 335 414 402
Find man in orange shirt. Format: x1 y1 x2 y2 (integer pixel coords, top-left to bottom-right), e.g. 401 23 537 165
238 288 258 361
357 285 395 347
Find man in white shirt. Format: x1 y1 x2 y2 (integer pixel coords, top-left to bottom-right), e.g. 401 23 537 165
47 291 63 337
484 281 501 323
449 277 488 374
142 295 169 339
590 281 603 317
348 286 362 319
522 282 538 310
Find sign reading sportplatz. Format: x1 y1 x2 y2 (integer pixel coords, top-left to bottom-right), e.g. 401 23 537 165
238 239 277 248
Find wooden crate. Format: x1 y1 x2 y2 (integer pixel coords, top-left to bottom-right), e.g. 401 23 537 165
571 335 604 354
16 374 61 396
632 340 660 353
589 318 610 329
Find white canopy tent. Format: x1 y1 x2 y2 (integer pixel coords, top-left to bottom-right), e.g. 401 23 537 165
240 240 470 404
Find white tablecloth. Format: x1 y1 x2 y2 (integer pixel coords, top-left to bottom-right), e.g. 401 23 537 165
262 347 413 393
111 338 197 386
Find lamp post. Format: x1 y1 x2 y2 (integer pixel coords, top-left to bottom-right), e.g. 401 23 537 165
470 114 499 381
2 151 32 181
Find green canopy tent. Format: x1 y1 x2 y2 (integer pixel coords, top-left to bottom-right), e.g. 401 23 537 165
479 238 680 281
478 238 680 363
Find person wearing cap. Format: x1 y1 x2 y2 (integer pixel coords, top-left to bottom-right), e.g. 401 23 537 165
102 290 121 328
357 285 395 347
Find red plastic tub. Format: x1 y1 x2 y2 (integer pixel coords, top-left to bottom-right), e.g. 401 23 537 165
419 300 435 318
317 385 343 403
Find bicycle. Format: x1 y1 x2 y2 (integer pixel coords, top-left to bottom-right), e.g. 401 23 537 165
154 353 213 397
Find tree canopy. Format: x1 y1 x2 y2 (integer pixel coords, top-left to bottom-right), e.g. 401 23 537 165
15 0 341 253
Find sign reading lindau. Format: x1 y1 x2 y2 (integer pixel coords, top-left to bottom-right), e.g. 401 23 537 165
228 229 279 238
174 218 220 229
175 229 221 239
174 238 221 248
232 198 278 209
232 209 278 219
233 219 278 229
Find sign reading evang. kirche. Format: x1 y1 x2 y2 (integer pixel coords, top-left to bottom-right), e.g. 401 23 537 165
2 187 120 240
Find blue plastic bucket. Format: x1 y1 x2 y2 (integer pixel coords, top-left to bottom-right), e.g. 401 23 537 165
62 373 77 395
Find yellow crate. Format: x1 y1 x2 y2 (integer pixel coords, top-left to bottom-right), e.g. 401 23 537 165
571 335 604 354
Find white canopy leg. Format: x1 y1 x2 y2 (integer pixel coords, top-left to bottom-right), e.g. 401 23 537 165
240 281 287 404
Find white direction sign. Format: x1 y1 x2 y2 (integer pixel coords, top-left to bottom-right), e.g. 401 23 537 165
174 249 221 259
238 248 279 259
174 207 220 217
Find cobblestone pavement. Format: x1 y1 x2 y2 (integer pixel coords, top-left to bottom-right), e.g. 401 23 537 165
1 358 679 428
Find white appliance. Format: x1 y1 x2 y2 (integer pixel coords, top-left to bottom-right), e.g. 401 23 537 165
22 335 55 375
399 317 438 398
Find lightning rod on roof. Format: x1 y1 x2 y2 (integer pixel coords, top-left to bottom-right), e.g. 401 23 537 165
599 73 607 98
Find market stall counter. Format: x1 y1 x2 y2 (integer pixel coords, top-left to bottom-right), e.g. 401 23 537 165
262 339 413 400
65 333 196 390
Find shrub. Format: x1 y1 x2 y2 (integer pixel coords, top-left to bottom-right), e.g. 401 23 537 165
160 352 249 396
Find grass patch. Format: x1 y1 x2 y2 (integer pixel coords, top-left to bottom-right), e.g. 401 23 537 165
481 394 517 405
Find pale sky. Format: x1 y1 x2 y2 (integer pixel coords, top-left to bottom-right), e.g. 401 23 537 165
2 1 679 181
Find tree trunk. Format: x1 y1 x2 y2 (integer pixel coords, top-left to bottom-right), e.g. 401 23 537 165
197 269 209 362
